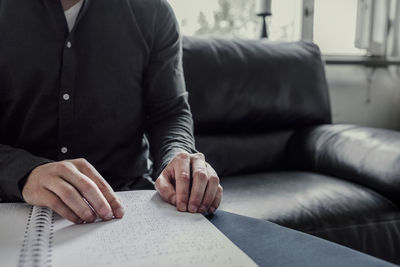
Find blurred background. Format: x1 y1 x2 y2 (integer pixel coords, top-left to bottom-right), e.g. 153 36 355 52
168 0 400 131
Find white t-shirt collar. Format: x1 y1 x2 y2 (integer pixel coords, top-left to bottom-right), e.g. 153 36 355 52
64 0 84 32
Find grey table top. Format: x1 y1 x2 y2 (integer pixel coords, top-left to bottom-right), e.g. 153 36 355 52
208 211 396 267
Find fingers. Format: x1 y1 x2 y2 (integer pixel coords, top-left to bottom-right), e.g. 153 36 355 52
188 154 208 213
155 152 223 214
23 159 124 224
198 165 219 213
208 185 223 214
53 160 114 221
45 176 97 223
174 153 191 212
155 168 177 205
72 158 125 219
40 189 82 224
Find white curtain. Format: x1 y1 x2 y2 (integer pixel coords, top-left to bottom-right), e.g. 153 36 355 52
388 0 400 57
386 0 400 79
354 0 400 57
355 0 392 56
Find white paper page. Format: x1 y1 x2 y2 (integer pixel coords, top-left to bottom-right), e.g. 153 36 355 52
52 191 257 267
0 203 31 266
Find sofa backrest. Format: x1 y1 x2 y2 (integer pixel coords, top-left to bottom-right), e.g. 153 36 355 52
182 36 331 176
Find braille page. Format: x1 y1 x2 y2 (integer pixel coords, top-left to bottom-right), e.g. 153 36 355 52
0 203 31 266
52 190 257 267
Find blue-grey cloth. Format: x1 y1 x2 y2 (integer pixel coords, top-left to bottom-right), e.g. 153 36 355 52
209 211 397 267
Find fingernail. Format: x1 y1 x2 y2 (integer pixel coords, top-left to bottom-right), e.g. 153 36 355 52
115 207 125 218
209 207 216 214
105 211 114 220
171 195 176 205
178 203 187 212
88 215 96 223
198 205 207 213
189 205 198 213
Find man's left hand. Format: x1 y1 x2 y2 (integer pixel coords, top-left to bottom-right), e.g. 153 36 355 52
155 152 223 214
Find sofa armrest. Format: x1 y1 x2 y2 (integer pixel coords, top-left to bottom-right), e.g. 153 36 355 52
286 124 400 205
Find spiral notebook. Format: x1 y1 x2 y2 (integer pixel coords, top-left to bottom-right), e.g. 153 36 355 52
0 190 257 267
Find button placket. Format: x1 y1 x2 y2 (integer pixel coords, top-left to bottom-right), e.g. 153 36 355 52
58 37 76 159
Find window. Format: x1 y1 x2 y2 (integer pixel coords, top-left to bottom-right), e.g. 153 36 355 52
268 0 302 41
168 0 302 41
168 0 382 56
313 0 366 55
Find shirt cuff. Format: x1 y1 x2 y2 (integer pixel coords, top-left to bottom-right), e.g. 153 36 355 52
0 149 52 202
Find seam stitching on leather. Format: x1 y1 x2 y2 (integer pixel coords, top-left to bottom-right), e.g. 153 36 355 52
305 217 400 234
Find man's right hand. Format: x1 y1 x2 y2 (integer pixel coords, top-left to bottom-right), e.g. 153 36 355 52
22 158 125 224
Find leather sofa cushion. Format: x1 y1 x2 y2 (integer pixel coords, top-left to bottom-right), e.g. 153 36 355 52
182 37 331 135
195 131 293 177
219 171 400 263
219 171 399 231
287 125 400 206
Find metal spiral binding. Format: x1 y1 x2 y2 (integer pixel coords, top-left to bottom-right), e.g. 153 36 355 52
18 207 54 267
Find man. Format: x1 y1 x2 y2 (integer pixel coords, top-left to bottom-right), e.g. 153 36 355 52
0 0 222 224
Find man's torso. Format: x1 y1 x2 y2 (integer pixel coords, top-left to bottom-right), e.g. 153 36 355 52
0 0 161 188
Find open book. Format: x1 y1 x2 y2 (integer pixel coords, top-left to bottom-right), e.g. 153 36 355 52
0 190 257 267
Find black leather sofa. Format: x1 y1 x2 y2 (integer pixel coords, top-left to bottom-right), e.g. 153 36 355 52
182 36 400 264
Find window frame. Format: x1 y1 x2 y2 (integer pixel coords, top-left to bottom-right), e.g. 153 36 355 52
301 0 400 66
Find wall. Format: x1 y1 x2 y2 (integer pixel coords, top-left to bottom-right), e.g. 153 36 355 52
326 65 400 131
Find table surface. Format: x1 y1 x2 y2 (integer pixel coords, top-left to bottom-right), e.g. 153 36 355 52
208 211 396 267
